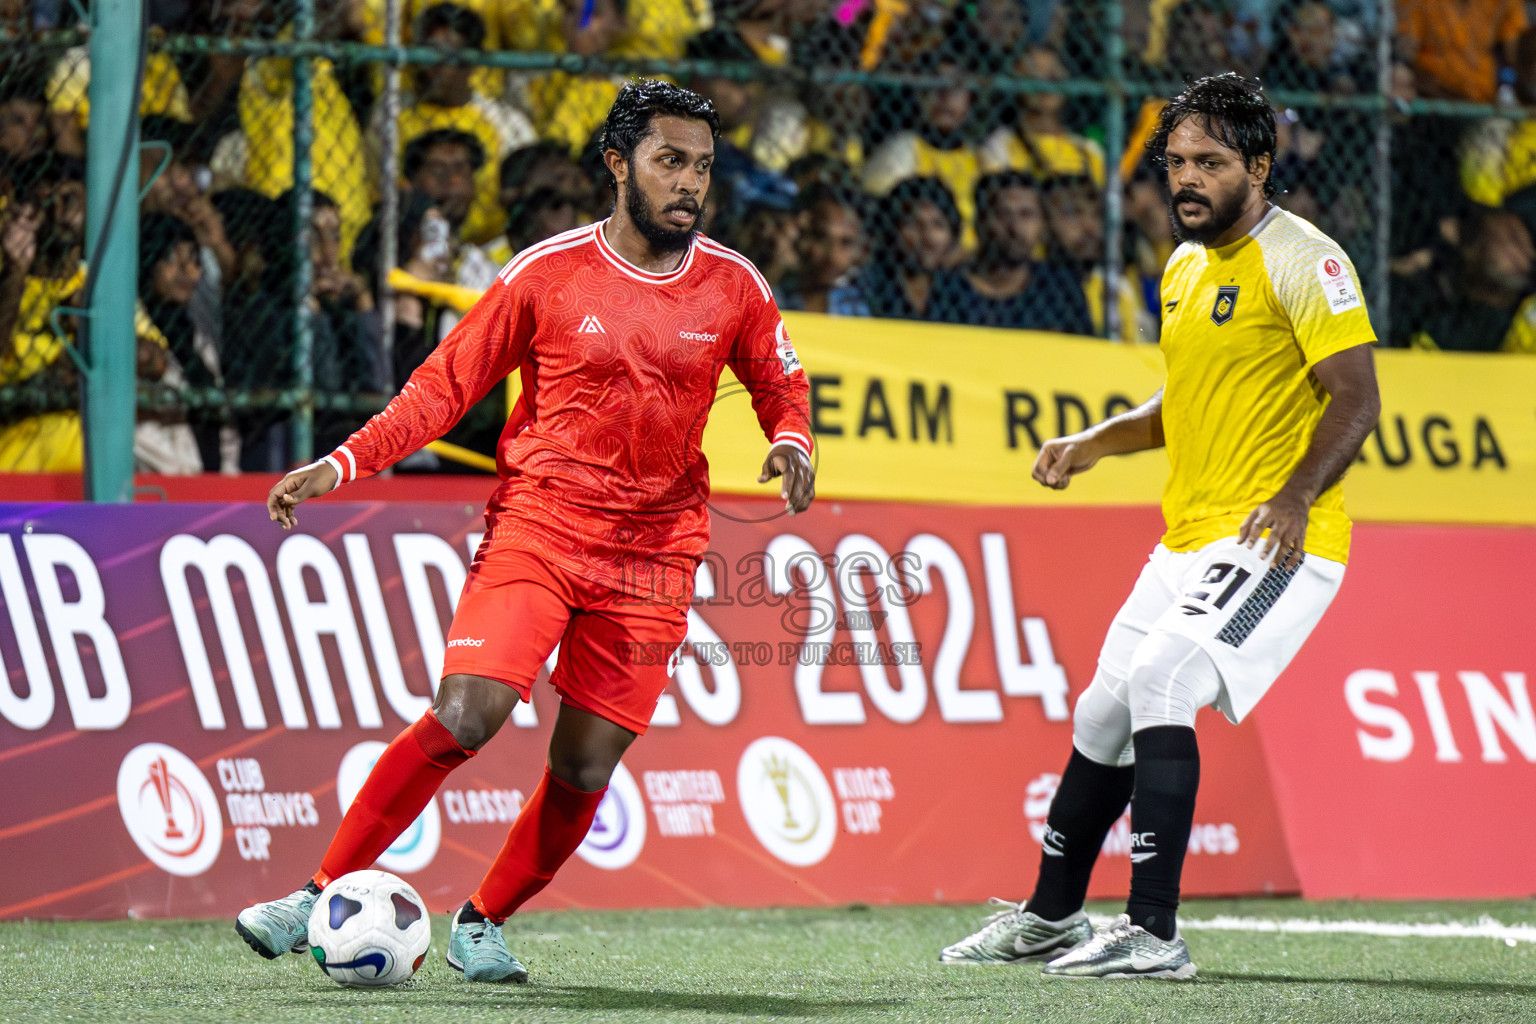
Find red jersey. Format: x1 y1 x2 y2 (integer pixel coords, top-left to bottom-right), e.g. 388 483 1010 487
321 221 812 604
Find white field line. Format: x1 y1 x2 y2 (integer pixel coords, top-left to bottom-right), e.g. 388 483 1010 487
1090 914 1536 945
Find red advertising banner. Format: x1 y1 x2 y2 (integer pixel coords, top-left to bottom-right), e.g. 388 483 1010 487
0 498 1299 920
1255 523 1536 900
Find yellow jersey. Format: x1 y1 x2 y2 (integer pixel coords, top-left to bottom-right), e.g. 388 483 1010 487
1158 207 1376 564
398 102 508 245
239 53 370 265
979 128 1105 186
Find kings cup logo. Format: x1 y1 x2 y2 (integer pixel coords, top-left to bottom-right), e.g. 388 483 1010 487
736 737 835 866
117 743 223 876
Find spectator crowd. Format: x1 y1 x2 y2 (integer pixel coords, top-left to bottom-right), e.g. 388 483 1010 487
1 0 1534 475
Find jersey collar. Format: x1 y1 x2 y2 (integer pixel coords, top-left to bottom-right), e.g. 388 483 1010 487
1246 204 1281 240
593 218 697 284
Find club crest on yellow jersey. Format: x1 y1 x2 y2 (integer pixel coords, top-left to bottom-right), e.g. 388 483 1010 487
1210 285 1239 326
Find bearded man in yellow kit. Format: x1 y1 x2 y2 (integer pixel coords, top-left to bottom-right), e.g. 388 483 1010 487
939 73 1381 980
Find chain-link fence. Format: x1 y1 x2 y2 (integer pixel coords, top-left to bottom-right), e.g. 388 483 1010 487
0 0 1531 476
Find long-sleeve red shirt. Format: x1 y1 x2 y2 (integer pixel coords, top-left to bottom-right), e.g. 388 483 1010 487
322 222 812 604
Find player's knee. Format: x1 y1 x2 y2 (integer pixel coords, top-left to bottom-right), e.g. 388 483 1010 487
546 750 619 793
1126 634 1221 731
431 702 497 751
431 676 516 751
1072 670 1134 767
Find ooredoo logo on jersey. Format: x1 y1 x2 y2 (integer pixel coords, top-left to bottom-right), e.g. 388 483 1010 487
736 737 836 866
117 743 222 876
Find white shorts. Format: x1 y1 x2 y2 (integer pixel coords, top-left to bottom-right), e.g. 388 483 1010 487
1097 537 1345 724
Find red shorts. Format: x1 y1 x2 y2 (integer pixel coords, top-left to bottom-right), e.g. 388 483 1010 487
442 546 688 735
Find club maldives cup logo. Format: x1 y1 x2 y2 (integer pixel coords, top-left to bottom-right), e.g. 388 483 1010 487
576 761 647 870
116 743 223 876
736 737 836 866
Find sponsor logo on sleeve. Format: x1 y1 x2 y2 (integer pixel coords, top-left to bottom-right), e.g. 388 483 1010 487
1315 255 1362 314
775 320 802 376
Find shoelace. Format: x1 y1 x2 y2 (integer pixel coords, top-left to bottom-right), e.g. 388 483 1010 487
461 920 505 959
961 898 1028 945
1081 917 1138 954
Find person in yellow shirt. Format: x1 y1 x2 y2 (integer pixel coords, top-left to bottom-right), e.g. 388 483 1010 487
46 45 191 157
1460 28 1536 209
1400 206 1536 354
384 3 537 245
1043 174 1155 342
238 42 370 264
520 0 702 157
0 155 88 472
863 50 983 247
980 47 1106 186
940 75 1380 981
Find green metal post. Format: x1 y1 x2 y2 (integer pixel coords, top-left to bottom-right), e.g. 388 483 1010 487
1101 0 1126 341
83 0 142 502
1373 0 1394 338
289 0 316 466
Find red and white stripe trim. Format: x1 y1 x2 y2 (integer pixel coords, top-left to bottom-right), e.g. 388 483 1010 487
695 236 772 302
322 445 358 489
592 218 698 283
771 432 812 459
497 223 599 285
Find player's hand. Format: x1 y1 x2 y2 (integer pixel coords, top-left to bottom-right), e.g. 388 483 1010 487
1238 489 1310 569
1031 433 1102 490
759 443 814 516
266 461 339 530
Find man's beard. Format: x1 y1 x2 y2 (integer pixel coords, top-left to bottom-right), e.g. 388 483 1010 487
625 183 702 254
1167 186 1248 244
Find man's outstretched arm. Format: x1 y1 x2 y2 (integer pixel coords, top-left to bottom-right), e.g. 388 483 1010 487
1032 389 1164 490
268 278 533 529
1238 344 1380 568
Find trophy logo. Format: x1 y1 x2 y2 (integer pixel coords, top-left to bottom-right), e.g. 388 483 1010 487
764 753 800 831
736 737 835 866
117 743 222 876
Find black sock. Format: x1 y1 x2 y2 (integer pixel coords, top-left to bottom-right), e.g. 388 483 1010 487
1125 725 1200 941
1025 748 1135 922
303 880 322 895
457 900 487 924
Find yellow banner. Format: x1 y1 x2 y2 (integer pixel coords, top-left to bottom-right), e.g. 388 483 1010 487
704 312 1536 525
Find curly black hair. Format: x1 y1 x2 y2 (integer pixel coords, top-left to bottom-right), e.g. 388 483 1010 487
596 79 720 195
402 127 486 180
1147 73 1278 199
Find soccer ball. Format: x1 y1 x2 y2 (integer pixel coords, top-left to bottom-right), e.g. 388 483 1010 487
307 870 432 987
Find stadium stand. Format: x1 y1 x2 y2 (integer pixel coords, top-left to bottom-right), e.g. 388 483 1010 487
0 0 1529 474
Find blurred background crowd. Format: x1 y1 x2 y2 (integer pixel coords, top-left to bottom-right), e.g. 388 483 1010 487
2 0 1535 476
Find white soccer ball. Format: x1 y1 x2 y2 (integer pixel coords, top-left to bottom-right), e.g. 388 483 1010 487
307 870 432 987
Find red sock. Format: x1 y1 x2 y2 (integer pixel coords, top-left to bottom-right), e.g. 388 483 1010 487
313 711 473 888
471 768 605 922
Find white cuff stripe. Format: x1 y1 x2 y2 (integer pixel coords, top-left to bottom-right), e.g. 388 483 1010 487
338 446 357 482
320 455 345 491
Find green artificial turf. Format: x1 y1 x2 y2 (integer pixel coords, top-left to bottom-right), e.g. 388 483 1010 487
1 899 1532 1023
